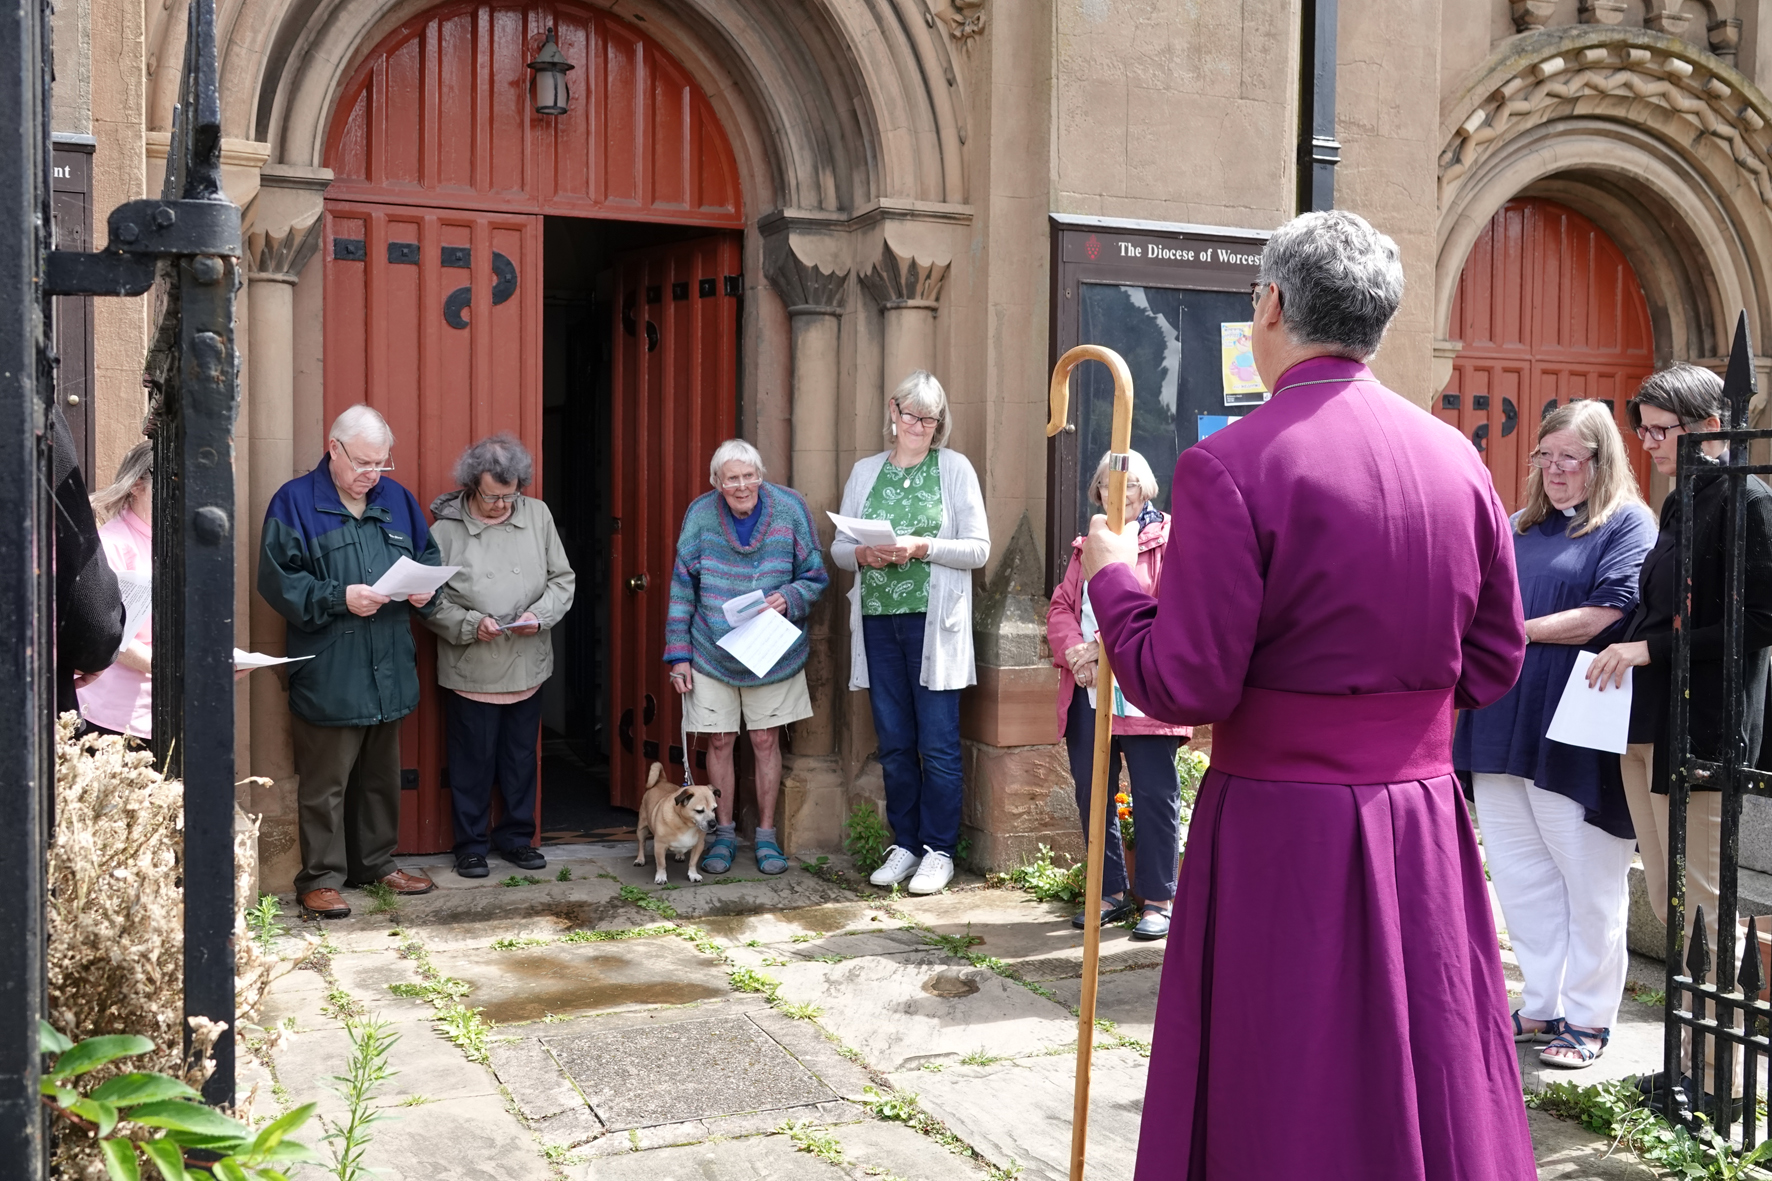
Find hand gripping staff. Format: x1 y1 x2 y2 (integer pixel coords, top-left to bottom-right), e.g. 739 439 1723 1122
1047 344 1135 1181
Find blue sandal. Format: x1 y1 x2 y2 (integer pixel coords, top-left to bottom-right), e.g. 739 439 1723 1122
700 834 736 875
1512 1010 1563 1044
1540 1025 1608 1068
754 838 788 876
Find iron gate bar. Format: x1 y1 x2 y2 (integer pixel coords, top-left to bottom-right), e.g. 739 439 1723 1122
0 0 57 1166
1661 309 1772 1150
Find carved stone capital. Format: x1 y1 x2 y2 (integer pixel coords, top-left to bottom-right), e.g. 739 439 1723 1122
765 239 849 315
860 241 950 310
1578 0 1627 25
1644 0 1694 36
932 0 987 45
1710 18 1743 61
1511 0 1556 32
244 215 322 284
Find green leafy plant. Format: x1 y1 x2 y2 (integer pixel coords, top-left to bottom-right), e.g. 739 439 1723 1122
959 1049 1005 1067
790 931 822 944
560 926 671 944
555 866 573 882
489 936 551 951
434 1004 493 1064
778 1119 846 1165
986 1163 1025 1181
778 1001 824 1021
988 844 1086 904
38 1022 318 1181
923 927 984 958
246 894 285 949
499 874 544 888
618 884 679 919
799 855 830 874
1528 1076 1772 1179
727 967 781 999
1175 748 1209 860
844 804 890 874
361 881 400 915
319 1015 398 1181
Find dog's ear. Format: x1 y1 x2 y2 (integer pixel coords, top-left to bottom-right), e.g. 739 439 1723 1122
712 788 722 799
674 788 693 807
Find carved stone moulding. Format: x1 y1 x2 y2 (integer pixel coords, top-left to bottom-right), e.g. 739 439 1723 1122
1512 0 1557 33
860 241 950 310
1579 0 1627 26
1645 0 1694 37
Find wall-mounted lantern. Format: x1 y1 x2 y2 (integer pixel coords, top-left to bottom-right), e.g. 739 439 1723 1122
527 28 573 116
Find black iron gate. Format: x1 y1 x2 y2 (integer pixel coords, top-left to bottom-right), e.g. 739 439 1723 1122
1659 310 1772 1153
2 0 241 1172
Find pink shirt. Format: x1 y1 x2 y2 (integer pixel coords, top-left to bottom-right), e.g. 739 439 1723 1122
77 509 152 737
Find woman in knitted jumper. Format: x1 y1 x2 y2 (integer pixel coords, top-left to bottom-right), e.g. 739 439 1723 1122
666 438 829 875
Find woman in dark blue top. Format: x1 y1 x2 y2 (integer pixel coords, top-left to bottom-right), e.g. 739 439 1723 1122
1454 400 1656 1071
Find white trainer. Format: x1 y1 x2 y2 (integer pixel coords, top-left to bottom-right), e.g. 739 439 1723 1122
907 847 954 895
869 845 921 887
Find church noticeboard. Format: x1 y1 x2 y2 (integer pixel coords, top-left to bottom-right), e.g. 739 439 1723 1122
1046 214 1270 588
52 135 96 475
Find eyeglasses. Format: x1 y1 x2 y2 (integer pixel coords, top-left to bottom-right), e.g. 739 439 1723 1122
1528 451 1593 473
477 490 520 505
719 476 762 491
334 442 394 474
1250 281 1279 309
1635 421 1701 443
893 402 941 430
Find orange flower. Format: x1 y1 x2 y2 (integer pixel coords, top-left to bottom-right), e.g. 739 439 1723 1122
1113 792 1131 806
1116 806 1132 820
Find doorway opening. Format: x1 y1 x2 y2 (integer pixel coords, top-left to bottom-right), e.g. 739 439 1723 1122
536 216 741 844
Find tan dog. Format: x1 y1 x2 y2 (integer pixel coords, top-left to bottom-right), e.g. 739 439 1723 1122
634 761 720 884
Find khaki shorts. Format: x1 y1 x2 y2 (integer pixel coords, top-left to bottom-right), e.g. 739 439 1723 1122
682 669 813 733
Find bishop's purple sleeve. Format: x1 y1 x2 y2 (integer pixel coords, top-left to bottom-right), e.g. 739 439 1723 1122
1454 483 1527 711
1089 447 1262 726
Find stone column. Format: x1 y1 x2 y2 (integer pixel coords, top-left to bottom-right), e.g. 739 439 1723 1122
243 213 322 892
765 239 850 854
861 240 949 391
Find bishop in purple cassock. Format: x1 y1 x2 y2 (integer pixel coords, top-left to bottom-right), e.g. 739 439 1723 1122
1085 212 1535 1180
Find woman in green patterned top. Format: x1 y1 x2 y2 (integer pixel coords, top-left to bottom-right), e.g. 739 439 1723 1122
832 371 990 896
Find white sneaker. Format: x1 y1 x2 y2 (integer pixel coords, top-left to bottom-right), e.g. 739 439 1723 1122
907 847 954 895
870 845 921 887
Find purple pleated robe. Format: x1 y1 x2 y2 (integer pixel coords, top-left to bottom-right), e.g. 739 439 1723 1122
1090 356 1533 1181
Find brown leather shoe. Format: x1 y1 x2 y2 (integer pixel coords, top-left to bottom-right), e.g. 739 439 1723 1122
377 869 435 896
299 888 351 919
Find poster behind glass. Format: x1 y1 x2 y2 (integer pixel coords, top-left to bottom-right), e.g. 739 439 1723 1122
1071 284 1257 540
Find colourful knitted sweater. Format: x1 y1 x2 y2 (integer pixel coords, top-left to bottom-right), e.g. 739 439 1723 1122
664 483 829 686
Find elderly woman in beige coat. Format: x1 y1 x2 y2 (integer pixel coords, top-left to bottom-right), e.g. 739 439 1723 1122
425 434 575 878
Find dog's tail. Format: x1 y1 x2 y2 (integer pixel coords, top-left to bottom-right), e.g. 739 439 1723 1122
646 761 663 788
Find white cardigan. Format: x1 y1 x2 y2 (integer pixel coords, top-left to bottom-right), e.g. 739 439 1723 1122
831 448 991 691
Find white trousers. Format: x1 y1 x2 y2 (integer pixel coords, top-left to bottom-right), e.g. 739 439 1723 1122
1473 773 1636 1030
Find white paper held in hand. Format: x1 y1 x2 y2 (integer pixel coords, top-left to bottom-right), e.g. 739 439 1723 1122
370 556 460 600
233 649 316 671
722 589 768 628
827 511 899 549
716 607 801 679
1545 650 1633 755
115 569 152 653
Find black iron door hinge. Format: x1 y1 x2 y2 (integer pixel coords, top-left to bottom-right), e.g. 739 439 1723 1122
44 197 242 296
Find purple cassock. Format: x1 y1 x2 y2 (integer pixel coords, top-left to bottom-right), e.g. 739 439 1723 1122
1090 355 1534 1180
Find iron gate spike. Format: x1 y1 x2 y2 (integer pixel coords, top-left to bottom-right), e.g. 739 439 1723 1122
1741 916 1763 998
1689 906 1712 986
1722 309 1757 434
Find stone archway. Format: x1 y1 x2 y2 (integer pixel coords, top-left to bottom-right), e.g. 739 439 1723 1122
1436 26 1772 419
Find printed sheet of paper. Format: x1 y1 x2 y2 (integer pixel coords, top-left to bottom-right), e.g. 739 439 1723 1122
716 605 802 679
827 512 899 549
115 569 152 651
1078 585 1145 718
1546 650 1633 754
369 556 460 600
233 649 316 671
722 589 768 628
1220 321 1268 405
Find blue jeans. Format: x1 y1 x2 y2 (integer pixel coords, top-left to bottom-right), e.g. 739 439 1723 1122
862 612 963 856
1064 692 1181 903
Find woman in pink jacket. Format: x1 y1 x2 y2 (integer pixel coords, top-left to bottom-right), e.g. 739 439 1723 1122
1048 449 1192 940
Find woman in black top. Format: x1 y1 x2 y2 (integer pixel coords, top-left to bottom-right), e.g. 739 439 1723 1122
1590 363 1772 1098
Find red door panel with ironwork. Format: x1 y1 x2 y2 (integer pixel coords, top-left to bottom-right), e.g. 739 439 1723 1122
323 200 544 853
1439 198 1655 512
607 234 741 809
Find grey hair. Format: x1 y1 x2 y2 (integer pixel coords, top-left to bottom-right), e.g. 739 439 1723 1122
90 439 153 525
885 370 953 448
1087 448 1160 509
329 403 394 449
708 438 767 486
454 432 534 491
1256 211 1404 360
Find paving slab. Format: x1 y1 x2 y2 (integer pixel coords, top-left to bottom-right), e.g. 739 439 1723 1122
778 928 929 959
330 949 450 1027
547 1014 837 1130
1046 966 1164 1043
1530 1107 1664 1178
832 1119 993 1180
696 901 899 945
890 1049 1148 1181
745 1008 877 1101
345 1091 554 1181
534 1105 606 1150
490 1036 584 1121
568 1131 849 1180
433 935 730 1025
769 953 1076 1070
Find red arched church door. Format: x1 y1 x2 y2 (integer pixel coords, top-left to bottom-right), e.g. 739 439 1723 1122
322 1 743 852
1437 198 1654 513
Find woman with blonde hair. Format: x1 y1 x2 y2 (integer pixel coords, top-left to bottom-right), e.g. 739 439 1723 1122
77 440 154 738
831 370 988 895
1454 399 1656 1068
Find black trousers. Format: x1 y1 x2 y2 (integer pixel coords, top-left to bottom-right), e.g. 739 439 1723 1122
445 689 543 858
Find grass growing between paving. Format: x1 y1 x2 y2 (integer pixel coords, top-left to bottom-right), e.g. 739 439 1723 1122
391 932 496 1064
1527 1076 1772 1178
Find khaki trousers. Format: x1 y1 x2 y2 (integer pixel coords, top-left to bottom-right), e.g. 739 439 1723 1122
1620 742 1745 1093
291 715 403 892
